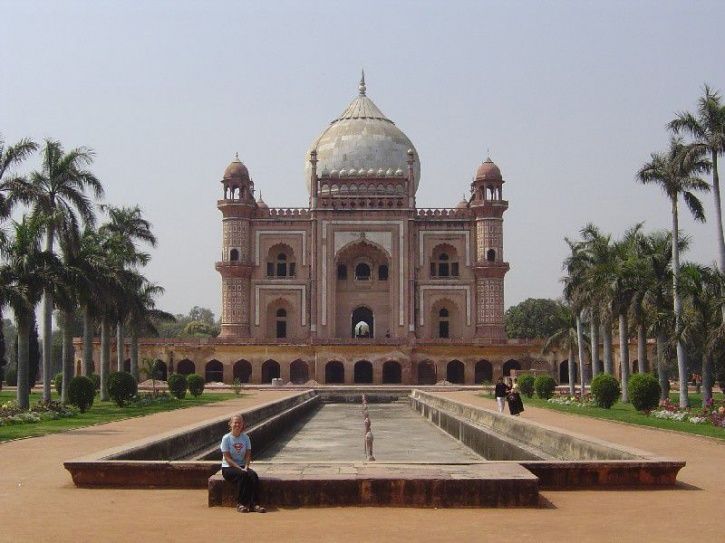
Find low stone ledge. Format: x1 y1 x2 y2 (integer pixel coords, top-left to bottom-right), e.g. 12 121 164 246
208 462 539 508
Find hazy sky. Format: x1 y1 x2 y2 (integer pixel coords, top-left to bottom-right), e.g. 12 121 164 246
2 0 724 318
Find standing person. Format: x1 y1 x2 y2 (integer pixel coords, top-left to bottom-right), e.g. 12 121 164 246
221 414 266 513
507 378 525 416
494 377 509 413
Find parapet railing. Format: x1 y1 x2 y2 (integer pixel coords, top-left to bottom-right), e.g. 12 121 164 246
416 208 471 218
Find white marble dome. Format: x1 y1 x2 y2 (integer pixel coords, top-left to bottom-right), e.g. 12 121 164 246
305 75 420 194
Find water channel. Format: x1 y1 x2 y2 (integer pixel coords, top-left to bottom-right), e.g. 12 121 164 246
256 402 484 462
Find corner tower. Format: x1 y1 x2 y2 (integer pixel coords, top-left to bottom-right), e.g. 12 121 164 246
470 157 510 341
216 154 256 339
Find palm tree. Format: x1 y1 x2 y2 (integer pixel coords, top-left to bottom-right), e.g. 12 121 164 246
563 239 592 392
0 134 37 222
542 302 582 396
0 215 62 408
638 231 680 400
669 85 725 283
680 263 723 406
99 205 157 374
127 279 174 381
637 137 710 407
28 139 103 402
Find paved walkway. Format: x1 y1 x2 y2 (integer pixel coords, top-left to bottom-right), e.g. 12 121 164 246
1 390 722 542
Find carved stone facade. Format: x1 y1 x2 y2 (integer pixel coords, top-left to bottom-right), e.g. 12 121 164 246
78 77 565 385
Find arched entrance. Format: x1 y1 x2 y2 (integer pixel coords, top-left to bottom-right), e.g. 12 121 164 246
153 360 168 381
475 360 492 384
352 306 374 338
177 359 195 376
382 361 402 384
417 360 436 385
503 359 521 377
233 360 252 383
205 360 223 383
447 360 465 384
354 360 373 384
261 360 280 383
325 361 344 384
290 359 309 384
559 360 577 384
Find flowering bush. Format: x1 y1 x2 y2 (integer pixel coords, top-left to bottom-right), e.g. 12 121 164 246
650 398 725 428
0 400 78 426
547 394 595 407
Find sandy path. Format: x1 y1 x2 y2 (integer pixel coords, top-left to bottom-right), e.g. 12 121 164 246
1 390 722 542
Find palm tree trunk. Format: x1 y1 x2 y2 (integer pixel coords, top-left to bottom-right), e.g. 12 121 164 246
671 198 689 408
619 313 630 402
602 320 613 374
100 317 111 401
702 352 713 408
711 152 725 322
82 306 94 376
656 330 669 402
116 322 124 372
567 347 575 396
637 324 647 373
61 309 74 404
41 225 55 403
590 310 599 378
16 315 31 410
576 311 587 393
130 327 139 382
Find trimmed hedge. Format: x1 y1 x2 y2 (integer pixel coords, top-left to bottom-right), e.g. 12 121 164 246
534 375 556 399
187 374 205 397
167 373 187 399
590 373 621 408
517 374 535 398
88 373 100 391
628 373 661 412
107 371 138 407
68 376 95 412
5 366 17 386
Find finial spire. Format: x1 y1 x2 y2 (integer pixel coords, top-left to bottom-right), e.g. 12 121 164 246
234 152 240 161
359 69 366 96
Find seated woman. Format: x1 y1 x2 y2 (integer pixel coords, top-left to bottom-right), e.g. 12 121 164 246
221 414 266 513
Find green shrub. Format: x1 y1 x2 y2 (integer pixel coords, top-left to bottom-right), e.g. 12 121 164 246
187 374 205 397
5 366 17 386
88 373 100 391
53 372 63 395
167 373 187 399
534 375 556 399
590 373 621 408
68 376 95 413
628 373 661 412
517 374 535 398
232 378 242 396
107 371 138 407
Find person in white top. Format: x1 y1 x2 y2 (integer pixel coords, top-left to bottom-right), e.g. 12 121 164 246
220 414 266 513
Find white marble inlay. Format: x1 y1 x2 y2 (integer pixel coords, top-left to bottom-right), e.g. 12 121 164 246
254 284 307 327
418 284 472 326
255 230 307 265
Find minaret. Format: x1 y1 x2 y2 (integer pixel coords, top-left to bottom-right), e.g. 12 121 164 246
215 154 255 339
470 157 509 341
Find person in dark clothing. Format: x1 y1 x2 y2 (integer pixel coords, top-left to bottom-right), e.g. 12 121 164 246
494 377 509 413
507 378 525 416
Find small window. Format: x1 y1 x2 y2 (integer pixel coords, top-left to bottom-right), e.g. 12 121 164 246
451 262 459 276
337 264 348 280
229 248 239 262
430 262 436 277
276 320 287 338
267 262 274 277
486 249 496 262
438 262 450 277
289 262 296 277
355 263 371 280
439 308 449 318
378 265 388 280
276 308 287 318
439 321 449 338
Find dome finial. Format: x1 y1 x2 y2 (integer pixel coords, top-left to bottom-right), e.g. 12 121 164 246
359 69 366 96
234 152 240 161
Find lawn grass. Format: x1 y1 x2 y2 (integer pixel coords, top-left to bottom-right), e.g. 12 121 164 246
0 390 239 442
492 391 725 440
